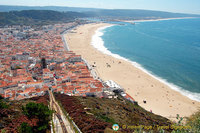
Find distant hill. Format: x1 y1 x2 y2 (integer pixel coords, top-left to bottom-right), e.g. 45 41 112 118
0 5 200 26
0 10 87 26
10 10 87 21
84 9 200 20
0 5 200 20
0 5 99 12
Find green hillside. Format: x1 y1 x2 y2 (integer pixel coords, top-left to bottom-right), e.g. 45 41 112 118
0 5 200 26
0 10 87 26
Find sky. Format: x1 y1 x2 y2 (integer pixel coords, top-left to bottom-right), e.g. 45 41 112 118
0 0 200 14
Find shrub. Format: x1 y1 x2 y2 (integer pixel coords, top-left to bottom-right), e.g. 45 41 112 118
18 122 33 133
0 95 3 100
22 102 53 132
0 101 9 109
186 110 200 132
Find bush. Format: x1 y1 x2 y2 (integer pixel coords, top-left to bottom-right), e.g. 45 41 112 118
0 101 9 109
22 102 53 132
0 95 3 100
18 122 33 133
186 110 200 132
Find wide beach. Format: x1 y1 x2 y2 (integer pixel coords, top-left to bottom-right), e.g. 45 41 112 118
64 23 200 121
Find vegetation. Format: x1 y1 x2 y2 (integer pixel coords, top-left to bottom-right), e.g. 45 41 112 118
54 94 200 133
0 101 9 109
186 110 200 132
22 102 53 132
18 122 33 133
84 9 200 20
1 5 200 22
0 95 3 100
0 129 7 133
0 97 9 109
54 93 173 132
41 58 47 69
0 95 51 132
54 93 112 133
0 10 87 26
0 6 200 26
78 95 173 132
0 5 98 12
11 10 86 21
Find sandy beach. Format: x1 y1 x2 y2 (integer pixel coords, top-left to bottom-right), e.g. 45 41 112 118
64 23 200 121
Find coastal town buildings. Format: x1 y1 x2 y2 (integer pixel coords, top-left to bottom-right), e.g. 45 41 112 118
0 22 134 103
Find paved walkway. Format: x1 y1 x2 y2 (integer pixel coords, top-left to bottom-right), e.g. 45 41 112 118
49 90 75 133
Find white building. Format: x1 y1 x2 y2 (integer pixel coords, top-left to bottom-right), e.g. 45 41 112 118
104 80 121 89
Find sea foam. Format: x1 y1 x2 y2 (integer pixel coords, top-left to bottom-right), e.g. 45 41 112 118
91 25 200 102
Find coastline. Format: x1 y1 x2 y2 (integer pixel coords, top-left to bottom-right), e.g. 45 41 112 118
92 24 200 102
64 23 200 121
122 17 197 23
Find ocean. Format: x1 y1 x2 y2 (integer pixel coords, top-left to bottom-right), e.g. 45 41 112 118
91 18 200 101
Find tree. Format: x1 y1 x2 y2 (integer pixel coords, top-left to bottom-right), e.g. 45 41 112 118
0 102 8 109
41 58 47 69
0 97 8 109
19 122 33 133
0 95 3 100
22 102 53 132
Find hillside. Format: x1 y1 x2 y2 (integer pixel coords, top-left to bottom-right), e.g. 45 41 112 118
1 92 199 132
54 93 173 132
0 95 52 133
0 5 200 23
0 5 99 12
0 10 87 26
84 9 200 20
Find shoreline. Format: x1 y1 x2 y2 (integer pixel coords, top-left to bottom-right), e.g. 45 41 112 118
92 25 200 102
64 23 200 121
121 17 197 23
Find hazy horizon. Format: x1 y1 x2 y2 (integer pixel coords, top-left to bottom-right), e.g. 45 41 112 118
0 0 199 14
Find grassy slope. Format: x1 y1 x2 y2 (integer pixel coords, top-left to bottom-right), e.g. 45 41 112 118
54 93 172 132
76 96 172 132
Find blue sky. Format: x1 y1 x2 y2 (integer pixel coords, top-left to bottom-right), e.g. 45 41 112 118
0 0 200 14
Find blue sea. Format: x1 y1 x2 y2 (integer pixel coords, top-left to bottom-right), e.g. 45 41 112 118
91 18 200 101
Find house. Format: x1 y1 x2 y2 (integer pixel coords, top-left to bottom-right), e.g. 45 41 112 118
43 68 53 77
0 88 4 95
26 81 43 88
16 95 25 100
104 80 124 92
15 52 29 60
68 55 82 63
103 90 117 99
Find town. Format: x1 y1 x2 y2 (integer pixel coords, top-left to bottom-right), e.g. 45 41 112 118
0 22 135 103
